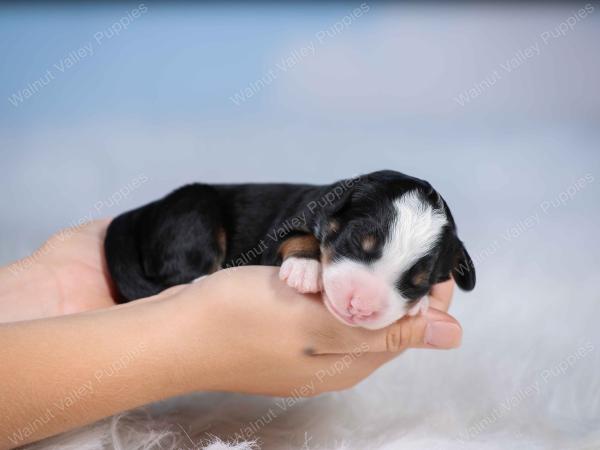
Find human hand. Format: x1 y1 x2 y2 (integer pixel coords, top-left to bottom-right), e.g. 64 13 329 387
0 246 461 447
0 219 116 322
165 266 462 397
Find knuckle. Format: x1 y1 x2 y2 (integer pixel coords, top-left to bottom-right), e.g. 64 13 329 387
385 323 405 352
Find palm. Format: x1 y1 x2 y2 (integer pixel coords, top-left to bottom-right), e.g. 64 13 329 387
40 219 117 314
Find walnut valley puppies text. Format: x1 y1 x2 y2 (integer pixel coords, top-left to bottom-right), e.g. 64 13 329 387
7 3 148 108
454 3 595 106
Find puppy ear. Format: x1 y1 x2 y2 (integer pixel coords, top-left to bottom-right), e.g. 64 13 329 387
324 178 360 215
312 178 360 240
452 239 476 291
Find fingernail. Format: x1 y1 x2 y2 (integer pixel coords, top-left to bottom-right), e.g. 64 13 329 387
425 321 462 348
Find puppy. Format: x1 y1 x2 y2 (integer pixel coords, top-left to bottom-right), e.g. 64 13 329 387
105 170 475 330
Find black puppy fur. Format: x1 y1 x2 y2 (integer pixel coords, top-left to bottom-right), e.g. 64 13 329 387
105 170 475 303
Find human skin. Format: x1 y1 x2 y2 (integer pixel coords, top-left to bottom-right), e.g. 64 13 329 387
0 220 461 449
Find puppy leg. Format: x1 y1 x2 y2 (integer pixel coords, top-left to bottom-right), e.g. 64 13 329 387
280 257 322 293
137 185 226 294
278 235 322 293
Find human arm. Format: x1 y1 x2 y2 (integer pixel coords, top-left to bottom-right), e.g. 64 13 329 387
0 265 460 449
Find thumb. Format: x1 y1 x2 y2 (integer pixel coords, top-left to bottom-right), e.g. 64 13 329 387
365 308 462 352
312 308 462 354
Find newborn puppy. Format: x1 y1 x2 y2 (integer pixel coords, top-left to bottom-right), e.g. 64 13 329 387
105 170 475 329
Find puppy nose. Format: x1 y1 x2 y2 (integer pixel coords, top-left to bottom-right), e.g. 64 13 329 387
342 271 387 318
323 264 389 322
348 296 381 317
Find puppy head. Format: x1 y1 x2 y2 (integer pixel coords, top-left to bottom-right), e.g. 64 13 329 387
316 170 475 330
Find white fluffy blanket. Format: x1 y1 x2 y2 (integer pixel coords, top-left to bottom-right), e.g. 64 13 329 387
25 249 600 450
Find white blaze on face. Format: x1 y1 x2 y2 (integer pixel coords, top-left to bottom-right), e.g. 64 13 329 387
322 190 448 330
372 190 448 286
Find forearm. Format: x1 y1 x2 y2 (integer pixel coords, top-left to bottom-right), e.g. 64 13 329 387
0 296 187 449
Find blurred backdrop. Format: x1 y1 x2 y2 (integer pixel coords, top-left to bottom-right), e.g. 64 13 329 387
1 2 599 259
1 2 599 449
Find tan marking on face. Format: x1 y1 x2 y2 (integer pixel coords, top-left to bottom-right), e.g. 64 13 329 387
278 234 320 260
411 271 429 286
361 235 377 252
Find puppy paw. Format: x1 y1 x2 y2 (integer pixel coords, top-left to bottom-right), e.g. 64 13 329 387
408 295 430 317
279 257 322 293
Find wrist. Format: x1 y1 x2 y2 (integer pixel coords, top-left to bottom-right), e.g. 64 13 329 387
125 296 199 399
159 280 232 394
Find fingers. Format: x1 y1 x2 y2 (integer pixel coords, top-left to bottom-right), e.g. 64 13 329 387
308 351 399 393
312 308 462 354
87 217 113 233
95 217 113 227
428 277 455 312
74 218 113 238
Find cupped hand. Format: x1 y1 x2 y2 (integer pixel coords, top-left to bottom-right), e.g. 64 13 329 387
40 219 117 313
2 218 461 398
163 266 462 397
0 221 463 447
0 219 117 322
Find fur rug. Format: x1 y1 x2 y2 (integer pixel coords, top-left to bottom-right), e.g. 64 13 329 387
24 248 600 450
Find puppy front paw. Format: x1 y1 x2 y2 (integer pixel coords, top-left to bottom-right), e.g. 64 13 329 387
279 257 322 293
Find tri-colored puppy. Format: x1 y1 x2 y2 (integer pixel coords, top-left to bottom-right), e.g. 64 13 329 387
105 170 475 330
